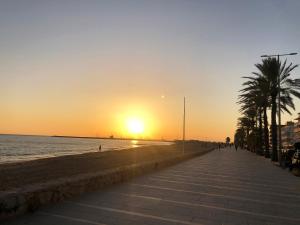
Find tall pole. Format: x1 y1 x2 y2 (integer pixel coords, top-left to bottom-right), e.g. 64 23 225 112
277 54 282 163
183 96 186 154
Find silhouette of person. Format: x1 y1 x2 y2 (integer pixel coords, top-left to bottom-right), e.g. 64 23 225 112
99 144 102 151
235 144 238 151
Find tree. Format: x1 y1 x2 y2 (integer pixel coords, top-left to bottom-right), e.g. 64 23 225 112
237 116 252 145
239 76 270 156
234 128 246 149
226 137 230 146
255 57 299 161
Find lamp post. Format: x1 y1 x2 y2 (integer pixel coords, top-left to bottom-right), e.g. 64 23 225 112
183 96 186 154
261 52 298 163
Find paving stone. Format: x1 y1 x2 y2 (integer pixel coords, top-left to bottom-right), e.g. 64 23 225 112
3 147 300 225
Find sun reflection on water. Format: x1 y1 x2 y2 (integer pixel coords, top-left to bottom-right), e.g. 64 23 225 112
131 140 139 148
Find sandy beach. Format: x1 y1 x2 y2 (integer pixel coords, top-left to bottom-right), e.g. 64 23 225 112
0 142 215 192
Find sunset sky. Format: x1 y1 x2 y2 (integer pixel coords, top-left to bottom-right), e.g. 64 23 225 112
1 0 300 141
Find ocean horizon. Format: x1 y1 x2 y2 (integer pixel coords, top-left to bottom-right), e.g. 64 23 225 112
0 134 172 164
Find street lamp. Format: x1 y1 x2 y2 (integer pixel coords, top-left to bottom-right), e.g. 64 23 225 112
182 96 186 154
261 52 298 163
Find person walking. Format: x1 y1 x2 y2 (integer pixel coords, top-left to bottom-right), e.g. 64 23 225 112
234 144 238 151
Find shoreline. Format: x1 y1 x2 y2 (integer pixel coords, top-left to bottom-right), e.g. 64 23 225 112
0 135 173 165
0 144 169 166
0 142 212 191
0 142 216 220
0 133 173 142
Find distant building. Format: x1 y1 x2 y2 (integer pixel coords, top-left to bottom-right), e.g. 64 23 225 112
281 121 295 149
294 113 300 143
268 113 300 149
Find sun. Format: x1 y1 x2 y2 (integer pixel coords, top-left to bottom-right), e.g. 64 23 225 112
126 118 145 135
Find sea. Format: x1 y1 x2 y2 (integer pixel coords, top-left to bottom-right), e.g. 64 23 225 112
0 134 172 164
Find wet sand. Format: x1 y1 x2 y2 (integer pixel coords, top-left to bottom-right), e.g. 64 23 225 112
0 142 215 192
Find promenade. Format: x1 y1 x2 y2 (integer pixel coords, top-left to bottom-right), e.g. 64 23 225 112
4 147 300 225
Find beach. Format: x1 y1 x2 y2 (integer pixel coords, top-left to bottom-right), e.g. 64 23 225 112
0 142 214 192
0 142 216 220
0 134 171 164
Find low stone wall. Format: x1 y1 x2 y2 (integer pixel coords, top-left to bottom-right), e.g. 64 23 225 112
0 147 214 221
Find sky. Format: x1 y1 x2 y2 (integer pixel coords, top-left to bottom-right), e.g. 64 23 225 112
1 0 300 141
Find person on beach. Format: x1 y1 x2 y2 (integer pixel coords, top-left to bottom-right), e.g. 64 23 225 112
99 144 102 151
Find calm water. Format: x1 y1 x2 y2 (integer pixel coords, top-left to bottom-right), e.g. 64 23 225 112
0 135 172 164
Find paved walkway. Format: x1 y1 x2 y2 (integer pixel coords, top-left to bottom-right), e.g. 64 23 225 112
4 147 300 225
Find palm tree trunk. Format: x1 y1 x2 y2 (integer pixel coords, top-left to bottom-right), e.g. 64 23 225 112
263 106 270 158
246 128 249 151
271 95 278 161
258 108 263 155
251 117 255 152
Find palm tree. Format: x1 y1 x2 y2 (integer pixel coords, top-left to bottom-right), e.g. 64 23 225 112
255 57 299 161
237 116 254 150
239 76 270 156
234 128 246 149
226 137 230 146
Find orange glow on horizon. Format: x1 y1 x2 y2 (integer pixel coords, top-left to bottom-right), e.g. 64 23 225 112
0 97 237 141
112 104 156 139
